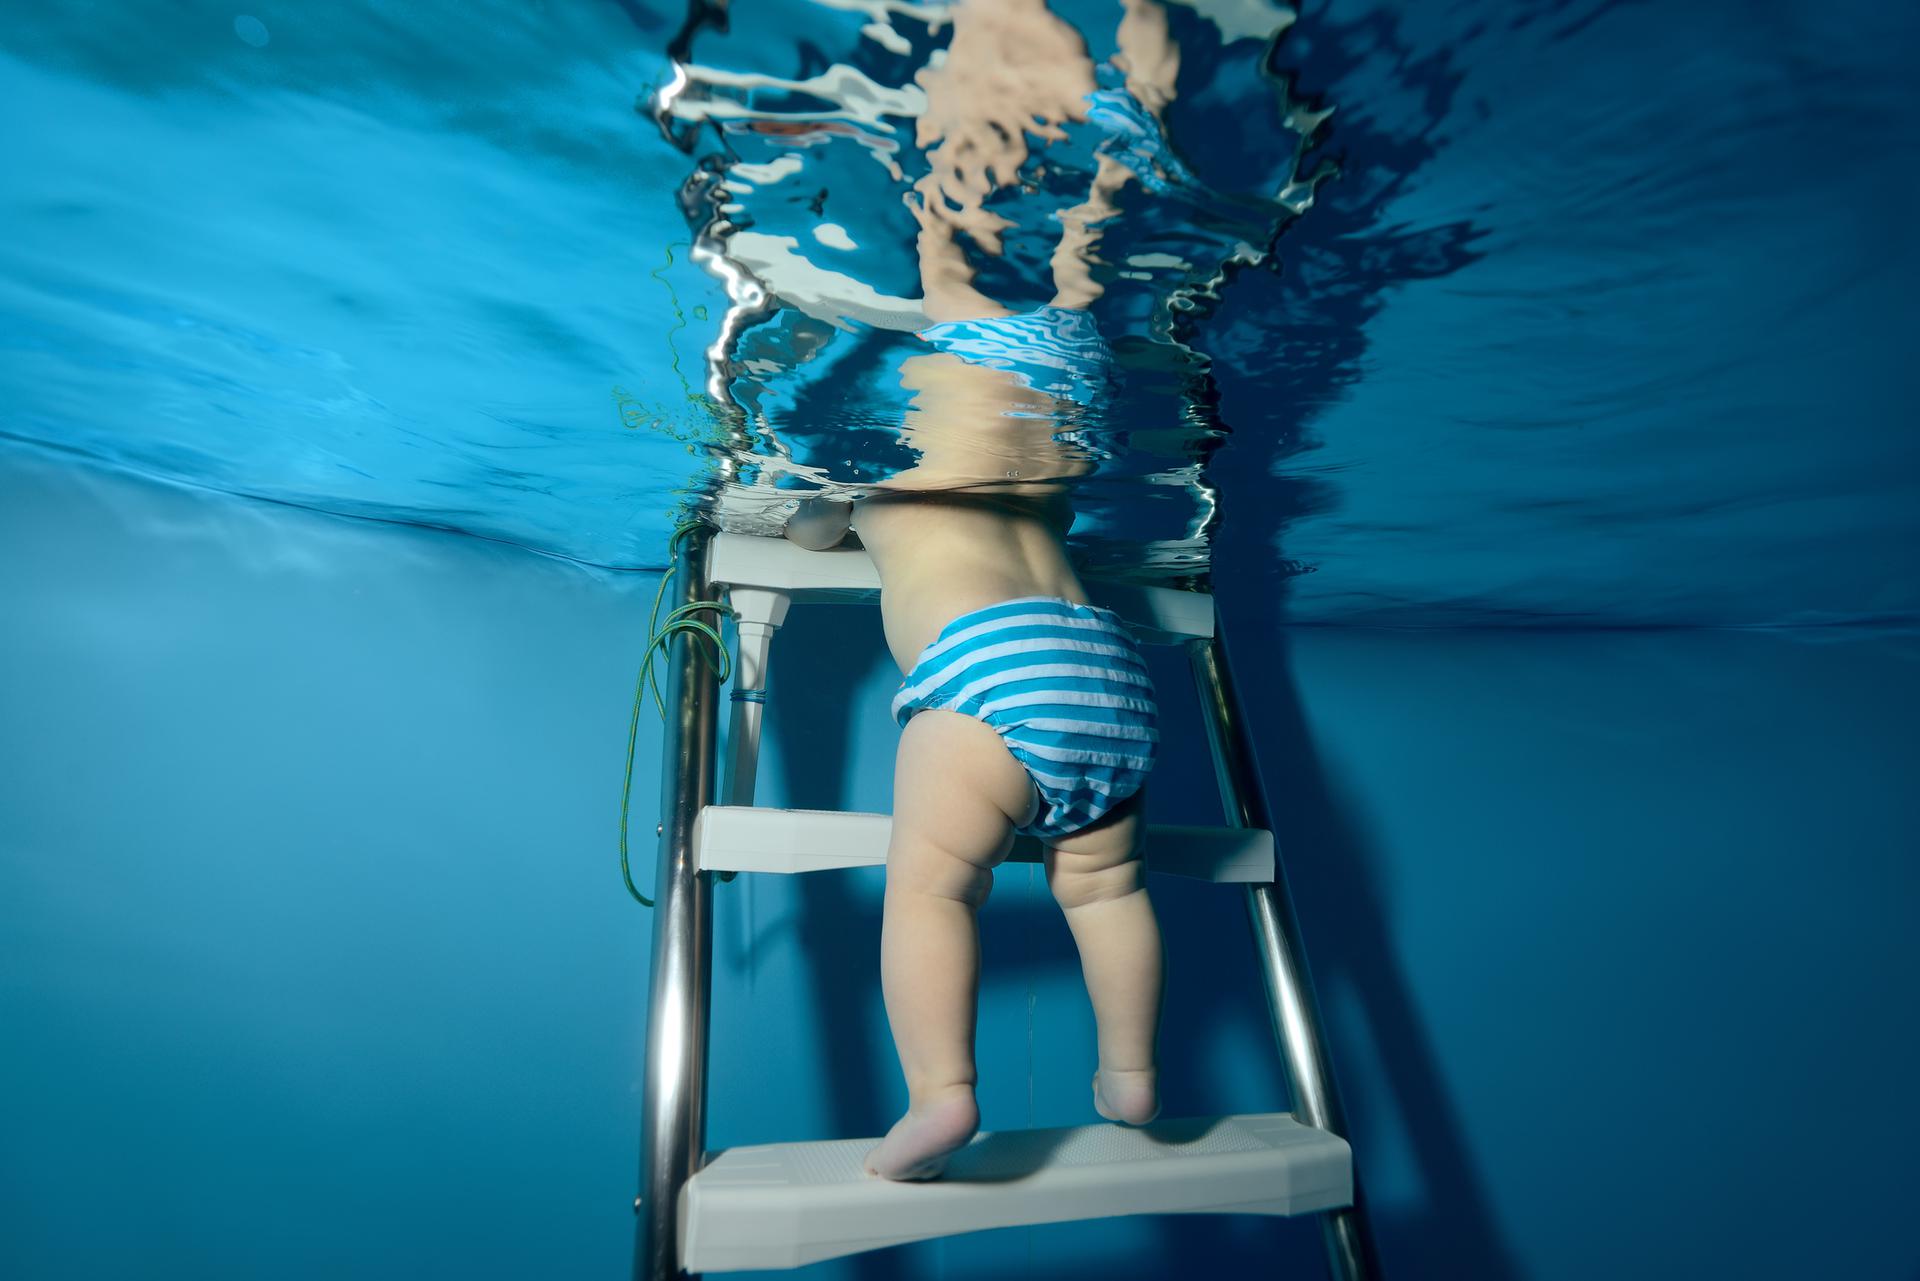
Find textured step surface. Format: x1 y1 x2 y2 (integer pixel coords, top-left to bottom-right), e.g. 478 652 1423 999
695 805 1275 883
707 531 1216 642
679 1112 1352 1272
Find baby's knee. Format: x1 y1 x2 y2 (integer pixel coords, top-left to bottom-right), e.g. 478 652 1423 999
1044 847 1145 910
889 838 999 908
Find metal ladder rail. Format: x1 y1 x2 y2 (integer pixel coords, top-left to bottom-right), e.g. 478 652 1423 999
633 527 1383 1280
635 527 720 1281
1191 628 1383 1280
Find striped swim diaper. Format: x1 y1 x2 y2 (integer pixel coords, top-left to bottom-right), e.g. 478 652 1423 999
890 597 1159 841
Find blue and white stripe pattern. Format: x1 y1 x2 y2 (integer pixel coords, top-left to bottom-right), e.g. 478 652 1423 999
891 596 1159 840
1082 84 1200 197
916 305 1117 409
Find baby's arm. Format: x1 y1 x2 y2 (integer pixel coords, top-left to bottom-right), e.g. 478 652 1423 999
1115 0 1180 115
910 0 1097 321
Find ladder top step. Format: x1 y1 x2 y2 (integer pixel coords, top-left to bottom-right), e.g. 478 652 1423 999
696 806 1275 884
708 532 1215 643
679 1111 1352 1272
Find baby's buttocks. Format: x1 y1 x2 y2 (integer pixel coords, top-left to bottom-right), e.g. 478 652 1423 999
887 595 1158 839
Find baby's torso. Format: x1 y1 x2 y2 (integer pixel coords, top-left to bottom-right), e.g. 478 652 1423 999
852 490 1090 672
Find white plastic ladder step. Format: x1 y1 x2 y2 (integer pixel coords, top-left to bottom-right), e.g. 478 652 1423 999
678 1111 1352 1272
707 531 1216 643
695 805 1276 883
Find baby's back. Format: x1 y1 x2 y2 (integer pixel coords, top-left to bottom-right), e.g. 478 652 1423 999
853 489 1091 672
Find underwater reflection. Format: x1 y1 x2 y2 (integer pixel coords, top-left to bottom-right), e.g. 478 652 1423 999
656 0 1330 580
889 352 1096 492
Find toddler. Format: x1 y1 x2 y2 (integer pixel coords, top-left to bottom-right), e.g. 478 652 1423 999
775 0 1184 1181
849 488 1166 1181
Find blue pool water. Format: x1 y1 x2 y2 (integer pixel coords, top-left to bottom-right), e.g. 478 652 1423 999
6 0 1915 622
5 6 1920 1281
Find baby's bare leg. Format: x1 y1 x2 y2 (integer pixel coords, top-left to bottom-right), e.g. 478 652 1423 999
865 710 1036 1180
1044 791 1164 1124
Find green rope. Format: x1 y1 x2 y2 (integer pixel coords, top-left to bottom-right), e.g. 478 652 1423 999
620 519 735 908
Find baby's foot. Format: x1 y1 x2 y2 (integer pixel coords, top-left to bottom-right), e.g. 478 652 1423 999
1092 1067 1160 1126
864 1086 980 1181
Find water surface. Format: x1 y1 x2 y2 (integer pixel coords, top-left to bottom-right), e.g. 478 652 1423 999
3 0 1915 623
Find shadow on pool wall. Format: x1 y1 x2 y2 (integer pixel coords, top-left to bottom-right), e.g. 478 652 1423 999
1180 3 1517 1273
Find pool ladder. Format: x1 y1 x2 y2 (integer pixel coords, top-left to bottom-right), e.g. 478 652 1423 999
634 527 1384 1278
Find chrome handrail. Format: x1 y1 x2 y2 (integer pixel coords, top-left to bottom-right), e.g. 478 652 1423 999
1189 625 1383 1280
635 526 721 1281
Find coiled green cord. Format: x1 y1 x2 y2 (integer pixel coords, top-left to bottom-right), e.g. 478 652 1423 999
620 519 735 907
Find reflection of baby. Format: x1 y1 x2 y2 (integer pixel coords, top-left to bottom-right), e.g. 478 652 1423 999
908 0 1182 322
783 0 1184 1181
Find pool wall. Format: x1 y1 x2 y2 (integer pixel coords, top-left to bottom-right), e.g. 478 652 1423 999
3 445 1916 1280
